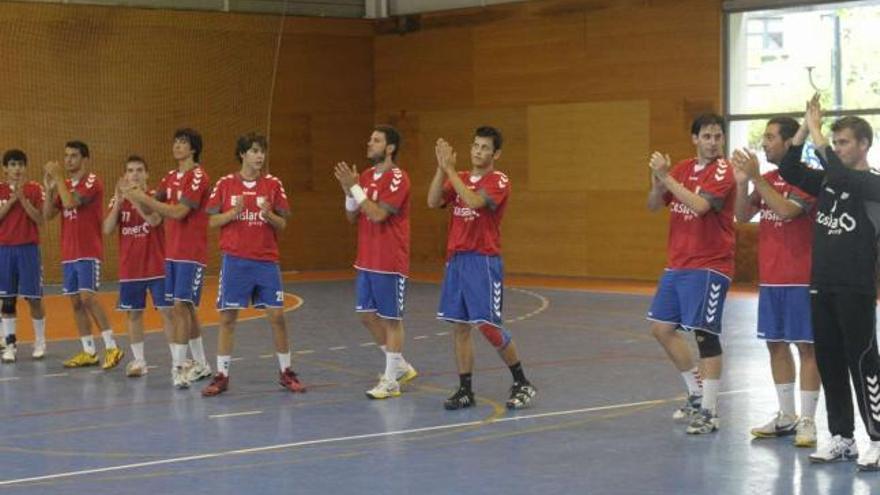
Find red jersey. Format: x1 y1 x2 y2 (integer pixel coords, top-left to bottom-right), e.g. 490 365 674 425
205 173 290 262
354 166 410 275
0 182 44 246
663 158 736 277
753 169 814 285
442 170 510 258
157 166 210 265
54 173 104 261
111 194 166 281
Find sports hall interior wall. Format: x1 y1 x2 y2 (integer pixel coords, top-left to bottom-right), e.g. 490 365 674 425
0 0 760 284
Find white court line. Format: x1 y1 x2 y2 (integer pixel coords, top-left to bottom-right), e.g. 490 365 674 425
328 346 347 351
359 342 376 347
295 350 315 355
0 377 20 383
413 335 429 340
209 410 263 420
259 354 273 359
0 388 756 487
230 358 244 362
434 332 449 336
43 373 69 378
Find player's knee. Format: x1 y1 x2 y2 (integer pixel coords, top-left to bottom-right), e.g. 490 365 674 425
358 311 375 326
1 297 16 316
650 323 675 341
478 323 511 350
695 330 722 358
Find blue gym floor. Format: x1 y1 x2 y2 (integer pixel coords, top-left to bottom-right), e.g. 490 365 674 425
0 279 877 494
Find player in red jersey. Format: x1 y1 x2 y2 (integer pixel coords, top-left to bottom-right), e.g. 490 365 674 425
43 141 123 370
0 149 47 362
103 156 175 377
334 125 418 400
201 133 304 396
428 126 536 411
126 129 212 388
732 117 821 447
646 114 735 435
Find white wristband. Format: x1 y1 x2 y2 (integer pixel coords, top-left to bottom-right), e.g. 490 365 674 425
345 196 359 212
350 184 367 205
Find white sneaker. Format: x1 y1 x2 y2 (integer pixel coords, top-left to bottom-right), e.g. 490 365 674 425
365 377 400 400
809 435 858 463
125 359 149 377
673 394 702 421
1 344 16 363
686 408 720 435
794 417 817 448
396 362 418 385
751 411 798 438
186 360 213 382
172 366 191 389
858 441 880 471
32 341 46 360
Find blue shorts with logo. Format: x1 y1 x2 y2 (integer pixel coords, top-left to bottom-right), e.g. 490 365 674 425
437 252 504 327
165 260 205 306
62 259 100 295
118 278 172 311
757 286 813 343
647 268 731 335
356 269 406 319
0 244 42 298
217 254 284 310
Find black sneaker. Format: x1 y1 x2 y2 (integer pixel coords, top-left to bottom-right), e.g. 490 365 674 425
444 387 476 410
506 381 537 409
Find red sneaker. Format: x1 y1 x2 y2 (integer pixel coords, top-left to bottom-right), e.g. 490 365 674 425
279 368 306 393
202 373 229 397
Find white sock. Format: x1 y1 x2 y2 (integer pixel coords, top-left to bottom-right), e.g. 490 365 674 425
681 366 702 396
101 329 117 349
81 336 96 355
379 344 388 355
168 343 175 358
2 317 16 338
217 355 231 376
171 343 188 367
384 352 404 382
277 352 291 371
702 379 720 414
800 389 820 419
776 383 796 416
32 318 45 343
189 336 207 365
131 342 145 362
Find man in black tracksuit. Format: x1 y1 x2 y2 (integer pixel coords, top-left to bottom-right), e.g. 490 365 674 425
778 96 880 471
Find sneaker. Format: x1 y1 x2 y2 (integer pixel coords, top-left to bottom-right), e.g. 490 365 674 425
794 418 818 448
444 387 476 410
809 435 858 463
857 442 880 471
172 366 191 389
279 368 306 393
32 341 46 360
1 344 16 363
686 409 720 435
125 359 149 377
202 373 229 396
63 351 99 368
506 381 537 410
101 348 125 370
396 362 419 385
186 360 213 382
751 411 799 438
366 377 400 399
673 394 703 421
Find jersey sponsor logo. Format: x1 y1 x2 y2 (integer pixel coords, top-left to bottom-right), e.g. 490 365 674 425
816 200 856 234
669 200 697 221
760 207 788 227
121 221 152 237
453 205 481 222
235 209 266 225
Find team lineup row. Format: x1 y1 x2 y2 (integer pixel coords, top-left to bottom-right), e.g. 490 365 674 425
0 125 537 409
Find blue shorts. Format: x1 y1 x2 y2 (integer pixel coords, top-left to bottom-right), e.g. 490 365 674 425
216 254 284 310
437 252 504 327
118 278 172 311
62 259 100 295
757 286 814 343
647 269 731 335
356 270 406 319
165 260 205 306
0 244 43 298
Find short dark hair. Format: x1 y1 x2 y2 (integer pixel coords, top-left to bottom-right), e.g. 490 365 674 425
65 140 90 158
125 154 148 171
374 125 400 160
2 149 27 166
174 128 203 163
475 126 503 151
690 114 725 136
767 117 799 141
831 116 874 149
235 133 268 163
